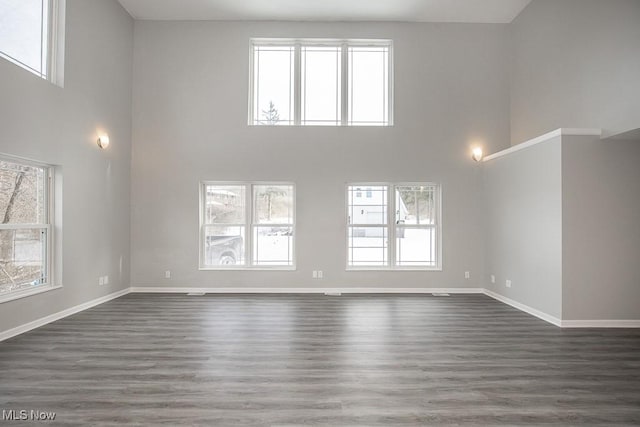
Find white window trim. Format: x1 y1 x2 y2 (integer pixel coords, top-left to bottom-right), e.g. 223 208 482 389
199 181 296 270
0 0 65 86
346 182 442 271
248 38 394 127
0 154 58 304
47 0 66 86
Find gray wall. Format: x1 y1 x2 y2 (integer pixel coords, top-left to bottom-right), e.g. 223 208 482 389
510 0 640 144
483 133 640 322
131 21 511 289
0 0 133 333
562 136 640 320
483 137 563 319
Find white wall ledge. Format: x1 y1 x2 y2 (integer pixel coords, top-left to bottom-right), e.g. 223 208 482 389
483 128 602 162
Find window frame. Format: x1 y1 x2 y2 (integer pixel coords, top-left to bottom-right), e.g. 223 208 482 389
250 43 296 125
300 43 343 126
346 183 390 268
0 0 65 85
199 181 296 270
0 153 57 304
248 38 393 127
346 182 442 271
346 43 391 126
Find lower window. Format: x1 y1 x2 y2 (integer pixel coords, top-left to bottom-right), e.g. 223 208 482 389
0 156 54 301
347 183 441 270
200 182 295 269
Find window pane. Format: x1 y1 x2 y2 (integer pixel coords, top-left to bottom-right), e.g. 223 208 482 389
253 46 295 125
203 226 245 266
253 226 293 266
396 227 437 267
348 185 387 225
0 159 46 224
395 185 436 225
301 46 341 125
348 227 388 266
0 0 48 76
348 46 389 125
204 185 245 224
254 185 294 224
0 228 46 294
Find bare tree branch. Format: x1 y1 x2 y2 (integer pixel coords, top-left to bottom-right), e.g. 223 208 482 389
3 171 24 224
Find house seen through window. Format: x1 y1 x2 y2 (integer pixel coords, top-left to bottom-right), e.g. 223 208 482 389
347 183 441 269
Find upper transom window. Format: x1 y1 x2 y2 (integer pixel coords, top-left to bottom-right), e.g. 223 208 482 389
0 0 65 85
249 39 393 126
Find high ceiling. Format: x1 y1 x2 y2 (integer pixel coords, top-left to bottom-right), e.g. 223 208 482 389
117 0 532 23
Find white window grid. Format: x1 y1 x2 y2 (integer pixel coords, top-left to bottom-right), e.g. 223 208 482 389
347 45 390 126
301 45 342 126
346 182 442 270
248 38 393 127
251 44 295 125
0 154 55 303
199 181 296 270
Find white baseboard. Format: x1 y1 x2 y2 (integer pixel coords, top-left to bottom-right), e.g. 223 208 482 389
482 289 563 327
560 319 640 328
0 288 130 342
128 286 484 294
482 289 640 328
3 286 639 341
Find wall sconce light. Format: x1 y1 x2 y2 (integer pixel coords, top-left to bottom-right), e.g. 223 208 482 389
472 147 483 162
97 135 110 149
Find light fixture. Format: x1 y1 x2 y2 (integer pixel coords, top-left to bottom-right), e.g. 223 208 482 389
97 135 110 149
472 147 483 162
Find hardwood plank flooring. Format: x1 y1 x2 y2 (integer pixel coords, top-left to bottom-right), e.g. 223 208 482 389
1 293 639 426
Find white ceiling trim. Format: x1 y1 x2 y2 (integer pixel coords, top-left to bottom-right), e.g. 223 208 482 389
117 0 532 23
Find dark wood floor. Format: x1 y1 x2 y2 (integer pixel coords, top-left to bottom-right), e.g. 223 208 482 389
1 294 640 426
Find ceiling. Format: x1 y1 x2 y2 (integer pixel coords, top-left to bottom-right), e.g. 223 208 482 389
117 0 532 23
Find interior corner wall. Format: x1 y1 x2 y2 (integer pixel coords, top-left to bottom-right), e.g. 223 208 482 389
130 21 511 290
561 136 640 320
483 137 563 319
510 0 640 144
0 0 133 334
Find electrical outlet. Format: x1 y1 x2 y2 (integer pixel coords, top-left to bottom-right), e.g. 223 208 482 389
464 271 470 279
98 276 104 286
490 275 495 284
318 270 323 279
312 270 318 279
165 270 171 279
104 275 109 285
506 279 512 288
